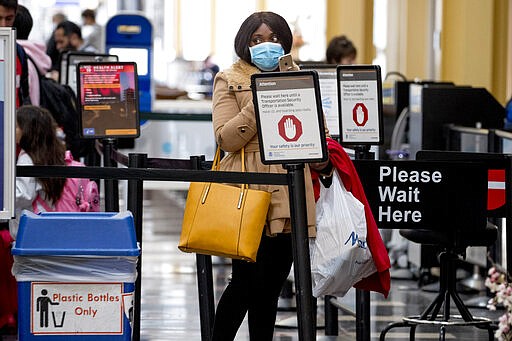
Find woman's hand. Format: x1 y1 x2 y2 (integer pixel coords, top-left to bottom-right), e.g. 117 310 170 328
309 159 330 172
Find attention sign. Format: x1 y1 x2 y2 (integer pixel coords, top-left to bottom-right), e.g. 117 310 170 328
252 71 327 164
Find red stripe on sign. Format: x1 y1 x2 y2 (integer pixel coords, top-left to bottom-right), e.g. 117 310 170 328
488 169 505 182
488 169 506 210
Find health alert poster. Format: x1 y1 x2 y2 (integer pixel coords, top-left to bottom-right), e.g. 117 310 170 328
78 62 139 138
253 73 325 163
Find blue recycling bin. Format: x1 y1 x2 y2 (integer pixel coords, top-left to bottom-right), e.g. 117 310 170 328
11 211 140 340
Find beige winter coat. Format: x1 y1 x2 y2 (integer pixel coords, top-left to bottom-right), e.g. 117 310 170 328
212 59 316 237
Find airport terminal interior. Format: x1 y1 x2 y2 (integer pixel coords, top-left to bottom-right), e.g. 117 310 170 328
2 0 512 340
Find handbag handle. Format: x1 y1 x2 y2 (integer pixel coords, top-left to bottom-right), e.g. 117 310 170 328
202 146 247 208
211 146 246 172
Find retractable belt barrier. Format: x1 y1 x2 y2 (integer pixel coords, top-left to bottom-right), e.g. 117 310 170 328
17 149 323 341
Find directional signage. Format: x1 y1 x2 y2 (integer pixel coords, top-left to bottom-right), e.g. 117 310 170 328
354 160 487 229
251 70 327 165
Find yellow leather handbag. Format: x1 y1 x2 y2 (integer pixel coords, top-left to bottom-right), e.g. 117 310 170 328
178 147 271 262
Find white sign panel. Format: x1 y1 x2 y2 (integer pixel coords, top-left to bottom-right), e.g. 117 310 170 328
300 65 339 136
0 28 15 219
31 282 130 335
252 71 327 164
338 65 383 145
317 69 339 136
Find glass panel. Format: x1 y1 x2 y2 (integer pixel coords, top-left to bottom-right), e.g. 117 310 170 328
214 0 257 70
181 0 211 61
266 0 326 62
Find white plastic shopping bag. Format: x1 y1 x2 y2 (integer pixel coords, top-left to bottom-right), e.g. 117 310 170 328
310 171 377 297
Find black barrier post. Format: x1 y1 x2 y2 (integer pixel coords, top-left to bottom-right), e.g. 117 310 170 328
127 153 147 341
190 155 216 341
507 156 512 278
103 138 120 212
354 145 373 341
324 295 338 335
286 163 316 341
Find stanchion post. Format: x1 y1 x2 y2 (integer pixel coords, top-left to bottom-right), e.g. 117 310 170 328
507 156 512 277
324 295 338 335
127 153 147 341
354 145 373 341
286 163 316 341
191 155 216 341
102 138 120 212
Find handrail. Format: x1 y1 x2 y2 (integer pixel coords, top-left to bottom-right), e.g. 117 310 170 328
445 123 489 136
494 129 512 141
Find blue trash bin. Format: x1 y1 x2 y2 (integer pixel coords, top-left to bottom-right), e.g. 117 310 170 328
11 211 140 340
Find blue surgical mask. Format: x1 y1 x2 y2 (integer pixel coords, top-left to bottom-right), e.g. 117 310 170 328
249 42 284 71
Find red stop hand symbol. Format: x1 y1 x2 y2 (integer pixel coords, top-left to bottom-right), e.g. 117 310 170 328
278 115 303 142
353 103 369 127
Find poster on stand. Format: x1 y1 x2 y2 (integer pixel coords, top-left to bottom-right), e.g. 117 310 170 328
77 61 140 139
0 28 16 219
337 65 383 145
299 64 339 137
251 70 327 165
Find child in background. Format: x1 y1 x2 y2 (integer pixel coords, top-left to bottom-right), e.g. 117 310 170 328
9 105 66 240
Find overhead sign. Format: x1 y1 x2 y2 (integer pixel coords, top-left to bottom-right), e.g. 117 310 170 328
30 282 131 335
251 70 327 165
354 160 487 229
337 65 383 145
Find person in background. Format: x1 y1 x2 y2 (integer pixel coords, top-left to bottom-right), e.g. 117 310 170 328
81 8 103 52
10 105 66 240
13 4 52 106
54 20 97 54
0 0 30 107
210 11 330 340
0 105 65 337
326 34 357 65
199 55 219 97
46 12 66 72
504 95 512 130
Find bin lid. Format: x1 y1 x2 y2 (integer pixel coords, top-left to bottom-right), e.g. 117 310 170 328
12 211 140 256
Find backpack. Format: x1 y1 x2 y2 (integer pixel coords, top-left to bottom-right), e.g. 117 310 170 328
25 54 94 159
16 44 31 106
32 151 100 213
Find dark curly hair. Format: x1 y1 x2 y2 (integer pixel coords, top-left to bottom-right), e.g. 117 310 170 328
234 11 293 64
17 105 66 204
326 35 357 64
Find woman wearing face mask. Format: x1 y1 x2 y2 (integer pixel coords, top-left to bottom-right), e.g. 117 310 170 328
211 11 330 341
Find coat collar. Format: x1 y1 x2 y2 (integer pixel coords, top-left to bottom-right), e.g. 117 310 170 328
223 60 260 91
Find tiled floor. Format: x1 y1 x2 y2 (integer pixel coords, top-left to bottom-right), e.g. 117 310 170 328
137 188 503 340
